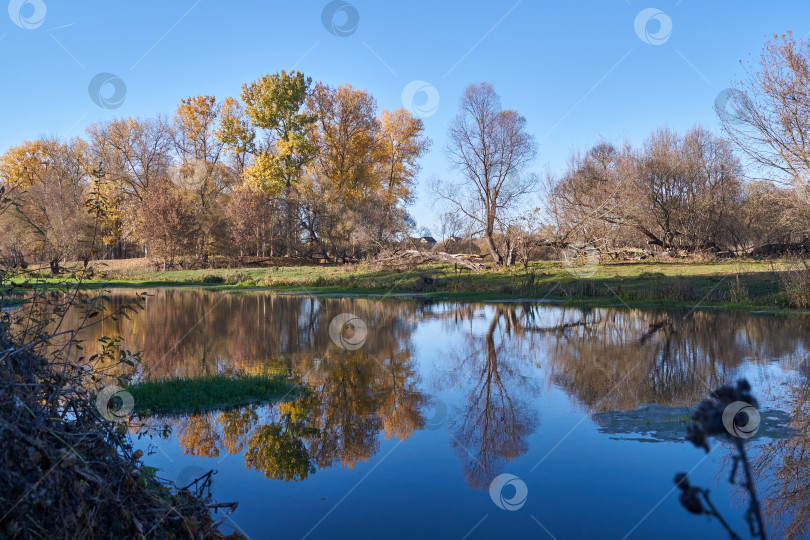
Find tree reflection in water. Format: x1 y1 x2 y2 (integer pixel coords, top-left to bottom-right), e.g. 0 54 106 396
439 307 540 490
68 290 810 525
749 376 810 539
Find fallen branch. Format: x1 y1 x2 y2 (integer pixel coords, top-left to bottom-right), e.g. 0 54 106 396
374 250 485 271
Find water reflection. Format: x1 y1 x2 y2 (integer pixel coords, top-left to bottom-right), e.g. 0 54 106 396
67 289 810 536
441 307 540 489
751 379 810 539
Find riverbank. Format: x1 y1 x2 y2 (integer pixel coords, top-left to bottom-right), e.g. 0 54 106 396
0 335 244 539
17 258 805 312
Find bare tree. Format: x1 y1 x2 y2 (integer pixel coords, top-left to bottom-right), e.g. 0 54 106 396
723 32 810 188
435 83 537 265
544 140 639 251
436 210 465 243
722 32 810 244
635 127 742 250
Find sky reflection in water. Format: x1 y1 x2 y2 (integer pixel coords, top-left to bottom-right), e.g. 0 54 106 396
76 290 810 539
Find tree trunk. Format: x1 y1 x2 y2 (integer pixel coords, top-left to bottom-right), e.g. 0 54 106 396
284 183 295 256
484 218 503 266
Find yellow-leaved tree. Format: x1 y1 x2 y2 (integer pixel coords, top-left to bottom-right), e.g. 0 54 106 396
217 71 317 255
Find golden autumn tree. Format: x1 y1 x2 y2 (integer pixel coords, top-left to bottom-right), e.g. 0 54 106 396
376 108 430 205
216 96 255 176
217 71 317 256
299 83 429 260
0 138 94 269
307 82 380 199
88 162 126 258
173 95 234 260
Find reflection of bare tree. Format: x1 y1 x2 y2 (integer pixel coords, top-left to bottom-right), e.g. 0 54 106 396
72 291 810 498
539 308 810 412
750 379 810 539
444 308 540 490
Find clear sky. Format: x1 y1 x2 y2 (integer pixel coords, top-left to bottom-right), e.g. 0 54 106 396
2 1 808 231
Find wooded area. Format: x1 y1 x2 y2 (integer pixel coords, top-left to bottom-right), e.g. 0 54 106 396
2 33 810 270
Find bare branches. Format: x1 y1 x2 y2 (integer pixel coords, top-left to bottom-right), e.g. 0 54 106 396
435 82 538 266
723 33 810 187
374 249 485 271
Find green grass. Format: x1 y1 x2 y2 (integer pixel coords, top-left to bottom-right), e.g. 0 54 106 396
11 258 803 312
128 370 300 415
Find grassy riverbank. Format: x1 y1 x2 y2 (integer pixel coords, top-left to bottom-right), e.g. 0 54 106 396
13 258 806 312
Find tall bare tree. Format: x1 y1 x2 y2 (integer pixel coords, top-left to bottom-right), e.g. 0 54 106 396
722 32 810 244
723 33 810 188
436 83 537 265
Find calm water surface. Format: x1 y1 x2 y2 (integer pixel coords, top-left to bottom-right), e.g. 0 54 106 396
79 289 810 539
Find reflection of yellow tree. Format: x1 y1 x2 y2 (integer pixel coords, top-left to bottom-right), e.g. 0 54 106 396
750 381 810 539
378 349 426 440
301 350 383 470
220 406 259 454
244 398 317 482
289 300 426 469
176 413 221 457
127 292 430 479
445 308 539 490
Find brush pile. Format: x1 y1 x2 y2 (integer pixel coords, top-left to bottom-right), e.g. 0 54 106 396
0 335 243 539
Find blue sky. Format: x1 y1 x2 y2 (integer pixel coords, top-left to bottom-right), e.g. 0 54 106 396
1 1 808 231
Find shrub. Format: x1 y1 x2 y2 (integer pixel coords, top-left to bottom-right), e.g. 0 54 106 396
726 274 750 304
223 271 249 285
202 274 224 284
778 258 810 308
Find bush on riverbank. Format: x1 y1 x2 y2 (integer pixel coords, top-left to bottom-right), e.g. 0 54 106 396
0 335 244 539
0 265 244 539
777 258 810 309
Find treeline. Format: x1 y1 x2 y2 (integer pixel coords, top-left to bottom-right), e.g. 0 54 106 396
448 34 810 265
3 33 810 268
0 72 429 269
543 126 805 255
